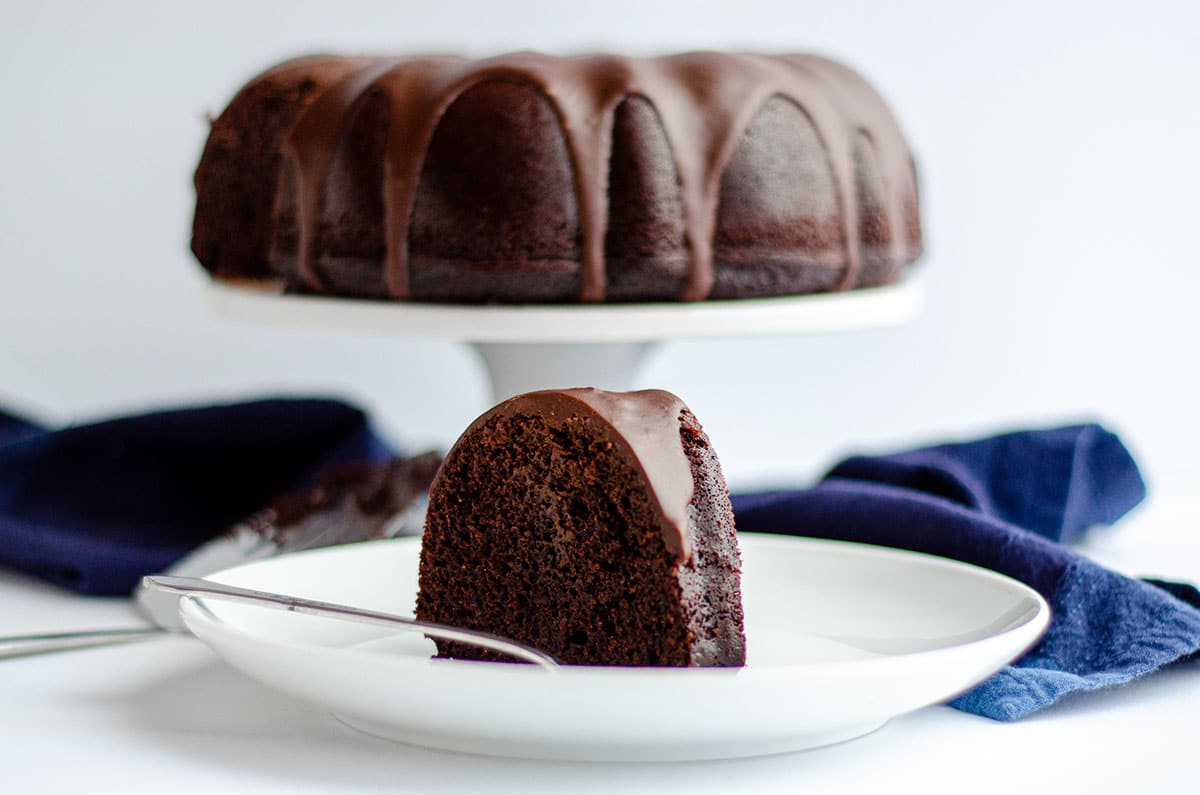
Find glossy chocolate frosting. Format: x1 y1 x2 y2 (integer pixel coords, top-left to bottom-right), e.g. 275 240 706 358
276 52 917 302
434 388 696 559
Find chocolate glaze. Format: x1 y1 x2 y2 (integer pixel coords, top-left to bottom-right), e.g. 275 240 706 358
279 52 916 302
435 388 696 560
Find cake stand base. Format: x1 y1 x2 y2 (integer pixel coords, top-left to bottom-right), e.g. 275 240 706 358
472 342 654 401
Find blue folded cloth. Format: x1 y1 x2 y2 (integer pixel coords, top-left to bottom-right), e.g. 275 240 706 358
732 424 1200 720
0 398 393 595
1 399 1196 720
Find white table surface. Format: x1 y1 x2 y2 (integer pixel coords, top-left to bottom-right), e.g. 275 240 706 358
3 492 1198 795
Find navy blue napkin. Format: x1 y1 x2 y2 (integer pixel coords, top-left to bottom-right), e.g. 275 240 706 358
732 425 1200 720
0 399 393 595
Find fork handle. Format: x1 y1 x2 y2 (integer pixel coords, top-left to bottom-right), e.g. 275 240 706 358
0 627 165 659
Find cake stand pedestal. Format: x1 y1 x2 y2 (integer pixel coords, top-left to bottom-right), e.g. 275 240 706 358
204 281 921 402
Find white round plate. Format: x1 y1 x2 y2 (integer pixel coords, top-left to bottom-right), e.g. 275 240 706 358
180 533 1048 762
203 279 921 342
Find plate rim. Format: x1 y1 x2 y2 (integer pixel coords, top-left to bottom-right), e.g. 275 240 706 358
180 532 1051 680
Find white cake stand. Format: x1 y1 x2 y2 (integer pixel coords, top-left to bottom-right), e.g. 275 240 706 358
205 281 921 402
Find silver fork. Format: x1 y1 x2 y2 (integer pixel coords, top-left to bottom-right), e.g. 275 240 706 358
146 575 561 670
0 496 429 659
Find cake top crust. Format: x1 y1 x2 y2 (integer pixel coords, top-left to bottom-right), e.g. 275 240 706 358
439 388 696 560
273 52 916 302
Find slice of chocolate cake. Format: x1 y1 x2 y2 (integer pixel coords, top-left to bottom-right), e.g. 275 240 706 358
415 388 745 667
248 451 443 551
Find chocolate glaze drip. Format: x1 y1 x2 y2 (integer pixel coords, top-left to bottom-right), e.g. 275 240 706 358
442 388 696 560
281 52 914 302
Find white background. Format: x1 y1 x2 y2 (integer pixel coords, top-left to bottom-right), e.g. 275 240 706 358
3 3 1200 792
2 0 1198 494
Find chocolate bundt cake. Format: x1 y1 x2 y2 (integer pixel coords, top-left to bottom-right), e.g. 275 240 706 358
193 52 921 303
415 388 745 666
